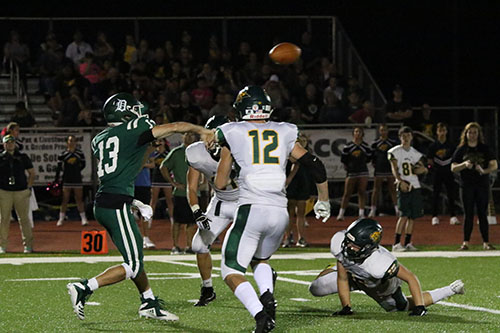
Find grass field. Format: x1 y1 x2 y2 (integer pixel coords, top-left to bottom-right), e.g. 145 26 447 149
1 249 500 332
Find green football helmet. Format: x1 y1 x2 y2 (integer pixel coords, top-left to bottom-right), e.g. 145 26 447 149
233 86 273 120
342 218 383 261
205 115 229 129
102 92 144 124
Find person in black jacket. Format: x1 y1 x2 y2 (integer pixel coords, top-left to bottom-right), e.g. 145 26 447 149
55 135 88 226
427 123 459 226
337 127 372 220
451 122 497 250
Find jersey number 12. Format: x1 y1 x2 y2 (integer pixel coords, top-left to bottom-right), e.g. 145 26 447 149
248 129 279 164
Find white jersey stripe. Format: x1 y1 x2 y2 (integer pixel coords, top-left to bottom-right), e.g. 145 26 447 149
115 208 133 269
122 204 140 277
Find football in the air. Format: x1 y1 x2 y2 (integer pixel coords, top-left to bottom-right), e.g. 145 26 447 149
269 42 301 65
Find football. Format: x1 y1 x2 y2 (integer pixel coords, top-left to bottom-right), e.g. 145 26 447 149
269 42 301 65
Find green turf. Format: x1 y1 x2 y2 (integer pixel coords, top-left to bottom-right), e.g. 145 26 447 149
1 255 499 332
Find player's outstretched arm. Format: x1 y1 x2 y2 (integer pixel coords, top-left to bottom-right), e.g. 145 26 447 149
397 264 424 307
152 122 213 141
214 146 233 190
334 262 353 315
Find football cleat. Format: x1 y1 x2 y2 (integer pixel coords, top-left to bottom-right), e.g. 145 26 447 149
143 236 156 249
296 238 309 248
260 290 277 321
449 280 465 295
253 310 275 333
194 287 216 307
405 243 418 252
67 280 93 320
431 217 439 226
450 216 460 225
138 296 179 321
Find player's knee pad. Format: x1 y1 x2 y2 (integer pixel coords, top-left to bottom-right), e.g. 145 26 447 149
122 261 144 279
309 271 338 297
191 232 210 254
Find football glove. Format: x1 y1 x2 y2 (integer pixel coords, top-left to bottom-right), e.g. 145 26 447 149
131 199 153 223
193 209 211 230
314 200 331 223
409 305 427 316
332 305 353 316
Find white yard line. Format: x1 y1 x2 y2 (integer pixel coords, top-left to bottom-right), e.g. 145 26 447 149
437 301 500 315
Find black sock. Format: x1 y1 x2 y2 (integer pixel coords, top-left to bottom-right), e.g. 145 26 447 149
404 234 412 245
394 233 401 244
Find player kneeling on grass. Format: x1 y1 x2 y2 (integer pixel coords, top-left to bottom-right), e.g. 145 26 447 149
66 92 213 322
309 218 465 316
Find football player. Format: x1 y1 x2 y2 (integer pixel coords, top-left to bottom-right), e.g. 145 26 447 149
214 86 331 332
66 92 212 322
309 218 465 316
185 115 238 306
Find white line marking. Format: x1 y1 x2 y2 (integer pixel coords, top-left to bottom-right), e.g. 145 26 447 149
437 301 500 315
5 277 81 281
290 298 310 302
86 302 101 306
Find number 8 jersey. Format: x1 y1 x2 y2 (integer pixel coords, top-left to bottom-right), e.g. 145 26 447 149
387 144 423 189
216 121 298 207
91 116 154 197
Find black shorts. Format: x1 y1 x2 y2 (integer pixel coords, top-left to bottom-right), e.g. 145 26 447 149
134 186 151 204
173 196 195 224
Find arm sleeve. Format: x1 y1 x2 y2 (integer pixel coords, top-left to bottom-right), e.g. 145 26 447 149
382 260 400 280
137 129 155 147
23 154 34 170
297 152 327 183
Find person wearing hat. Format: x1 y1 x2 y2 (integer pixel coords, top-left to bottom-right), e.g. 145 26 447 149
0 134 36 254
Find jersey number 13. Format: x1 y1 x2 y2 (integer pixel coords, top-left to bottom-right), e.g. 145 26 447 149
97 136 120 177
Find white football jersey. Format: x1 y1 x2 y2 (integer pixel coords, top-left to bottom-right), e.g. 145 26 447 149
330 231 398 290
217 121 298 207
185 141 238 202
387 145 423 189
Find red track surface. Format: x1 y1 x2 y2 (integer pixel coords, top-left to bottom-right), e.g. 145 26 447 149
3 215 499 253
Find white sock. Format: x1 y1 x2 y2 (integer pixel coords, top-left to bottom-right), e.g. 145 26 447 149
142 288 155 300
394 205 399 214
202 278 213 288
338 208 345 216
234 281 263 317
253 263 274 295
59 212 65 220
87 277 99 291
370 206 376 214
428 285 454 303
80 212 87 220
359 209 365 216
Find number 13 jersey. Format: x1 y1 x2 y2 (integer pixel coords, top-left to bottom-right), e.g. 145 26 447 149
91 116 154 197
217 121 298 207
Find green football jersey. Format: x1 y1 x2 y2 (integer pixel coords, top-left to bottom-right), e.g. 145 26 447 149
92 116 155 197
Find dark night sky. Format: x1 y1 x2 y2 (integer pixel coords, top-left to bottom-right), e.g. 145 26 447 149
3 1 500 106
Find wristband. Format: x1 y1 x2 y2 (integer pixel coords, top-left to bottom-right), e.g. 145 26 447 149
191 204 200 213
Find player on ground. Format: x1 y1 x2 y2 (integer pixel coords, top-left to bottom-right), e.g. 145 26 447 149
214 86 331 332
186 115 238 306
309 218 465 316
66 92 212 322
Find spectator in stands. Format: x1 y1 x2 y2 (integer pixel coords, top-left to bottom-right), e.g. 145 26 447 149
452 122 498 250
50 63 90 119
93 32 115 64
345 90 363 117
175 90 203 124
65 30 93 65
337 127 372 220
79 52 102 85
122 34 137 68
384 84 412 125
427 122 459 226
323 76 344 103
147 47 168 90
131 39 154 70
0 135 35 254
150 139 174 224
209 92 233 118
178 46 194 79
235 41 251 69
369 124 398 217
76 109 100 126
160 133 197 255
286 106 305 125
96 67 130 103
300 83 322 123
344 76 363 97
299 31 320 69
10 101 35 128
57 86 89 126
318 90 346 124
241 51 262 85
263 74 289 113
389 126 428 252
153 94 174 124
191 77 214 118
38 33 68 97
55 135 88 226
348 99 374 125
197 63 218 88
2 30 30 78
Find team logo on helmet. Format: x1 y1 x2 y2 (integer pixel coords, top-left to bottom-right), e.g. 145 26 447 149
370 230 381 243
235 90 250 104
113 99 129 112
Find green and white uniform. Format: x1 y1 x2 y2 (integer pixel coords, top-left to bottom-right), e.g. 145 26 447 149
91 115 155 278
186 141 239 253
217 121 298 278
